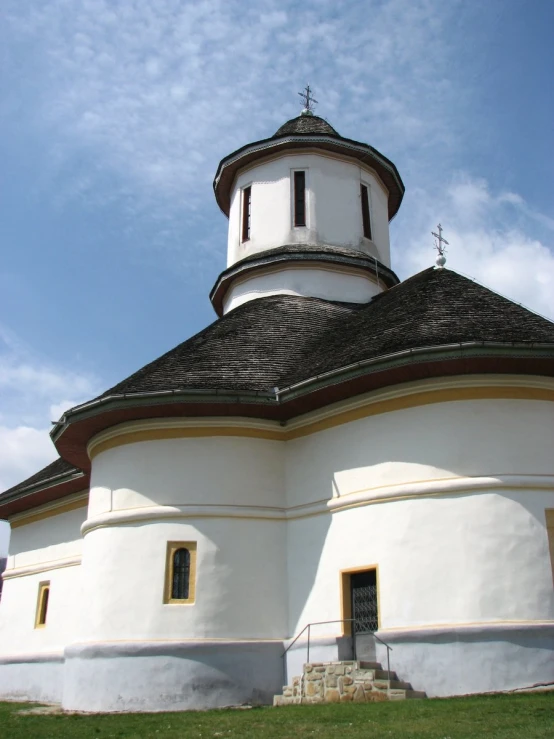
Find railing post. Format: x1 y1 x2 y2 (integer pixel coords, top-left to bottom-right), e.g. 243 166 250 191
307 624 311 664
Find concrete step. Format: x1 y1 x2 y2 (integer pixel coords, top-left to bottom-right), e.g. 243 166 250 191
358 661 383 670
372 679 412 691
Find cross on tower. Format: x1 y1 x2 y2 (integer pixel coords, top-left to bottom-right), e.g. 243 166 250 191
432 223 449 267
298 85 318 116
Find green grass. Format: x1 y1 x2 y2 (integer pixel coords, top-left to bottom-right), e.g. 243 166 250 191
1 693 553 739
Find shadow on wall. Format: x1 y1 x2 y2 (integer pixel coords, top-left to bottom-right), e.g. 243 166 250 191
0 521 9 598
7 507 82 556
0 557 7 601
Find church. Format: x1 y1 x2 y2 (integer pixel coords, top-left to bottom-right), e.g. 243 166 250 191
1 98 554 712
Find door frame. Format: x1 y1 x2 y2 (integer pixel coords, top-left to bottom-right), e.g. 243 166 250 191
340 564 380 637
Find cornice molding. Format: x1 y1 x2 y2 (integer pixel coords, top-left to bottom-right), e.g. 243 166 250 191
80 473 554 536
86 375 554 460
3 555 82 580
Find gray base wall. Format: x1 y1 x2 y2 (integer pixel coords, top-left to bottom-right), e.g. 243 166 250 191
285 624 554 697
376 623 554 697
2 625 553 710
0 653 64 704
63 640 285 712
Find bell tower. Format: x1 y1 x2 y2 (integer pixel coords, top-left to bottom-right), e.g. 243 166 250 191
211 92 404 316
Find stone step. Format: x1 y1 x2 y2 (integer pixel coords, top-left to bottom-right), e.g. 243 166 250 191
273 660 425 706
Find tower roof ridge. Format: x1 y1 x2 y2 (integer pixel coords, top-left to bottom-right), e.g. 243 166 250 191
273 114 339 138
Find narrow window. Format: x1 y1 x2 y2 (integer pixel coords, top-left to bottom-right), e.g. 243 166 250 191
360 184 372 240
164 541 197 604
35 581 50 628
172 548 190 600
294 171 306 227
242 186 251 242
547 510 554 586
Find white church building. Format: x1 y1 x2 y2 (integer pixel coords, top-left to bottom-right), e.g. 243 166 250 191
1 104 554 712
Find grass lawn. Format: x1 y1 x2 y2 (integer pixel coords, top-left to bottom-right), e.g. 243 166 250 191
1 693 553 739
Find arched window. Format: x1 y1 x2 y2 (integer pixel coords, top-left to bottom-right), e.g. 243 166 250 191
171 548 190 600
164 541 197 604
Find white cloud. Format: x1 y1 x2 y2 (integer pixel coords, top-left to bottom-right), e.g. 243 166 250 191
0 426 58 494
0 326 99 492
4 0 460 210
395 175 554 320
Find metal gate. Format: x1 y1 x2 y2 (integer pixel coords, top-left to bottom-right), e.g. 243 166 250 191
351 570 378 634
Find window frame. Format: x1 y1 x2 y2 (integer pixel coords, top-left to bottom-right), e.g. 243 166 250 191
339 564 380 637
163 541 197 605
35 580 50 628
360 182 373 241
241 184 252 243
292 169 307 228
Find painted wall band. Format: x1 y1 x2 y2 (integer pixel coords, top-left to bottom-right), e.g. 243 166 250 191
3 556 82 580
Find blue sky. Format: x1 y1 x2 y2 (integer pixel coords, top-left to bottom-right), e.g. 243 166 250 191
0 0 553 549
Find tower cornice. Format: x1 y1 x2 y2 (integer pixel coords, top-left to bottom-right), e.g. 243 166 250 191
213 133 405 221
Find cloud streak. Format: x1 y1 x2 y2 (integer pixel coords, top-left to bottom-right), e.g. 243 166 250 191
5 0 463 208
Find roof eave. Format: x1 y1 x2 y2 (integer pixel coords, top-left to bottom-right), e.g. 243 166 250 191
50 342 554 472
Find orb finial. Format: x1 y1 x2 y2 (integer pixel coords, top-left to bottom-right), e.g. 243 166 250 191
298 84 318 116
432 223 449 268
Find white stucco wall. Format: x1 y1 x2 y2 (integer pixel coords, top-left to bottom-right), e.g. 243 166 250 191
81 436 287 643
227 153 391 267
222 266 382 314
88 436 284 515
1 379 553 704
285 395 554 636
0 504 87 657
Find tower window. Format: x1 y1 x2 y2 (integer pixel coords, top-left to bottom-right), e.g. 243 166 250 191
35 581 50 628
294 171 306 227
360 184 372 240
242 186 251 242
164 541 197 604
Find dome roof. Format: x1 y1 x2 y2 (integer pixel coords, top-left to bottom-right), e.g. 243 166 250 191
273 114 339 138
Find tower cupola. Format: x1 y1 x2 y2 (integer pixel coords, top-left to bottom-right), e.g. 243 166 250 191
211 102 404 316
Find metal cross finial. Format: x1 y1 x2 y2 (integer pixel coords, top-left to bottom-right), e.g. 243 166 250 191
432 223 449 267
298 84 318 116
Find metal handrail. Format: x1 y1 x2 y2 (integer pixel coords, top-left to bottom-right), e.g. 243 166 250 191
282 619 393 687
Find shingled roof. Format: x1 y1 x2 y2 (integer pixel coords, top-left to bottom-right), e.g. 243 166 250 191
273 114 339 137
97 267 554 399
0 457 84 506
5 267 554 504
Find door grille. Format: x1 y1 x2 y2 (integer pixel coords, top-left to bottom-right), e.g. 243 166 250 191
352 579 378 633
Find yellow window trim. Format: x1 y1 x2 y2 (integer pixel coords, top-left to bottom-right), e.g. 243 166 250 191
34 581 50 628
340 564 381 637
163 541 197 605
